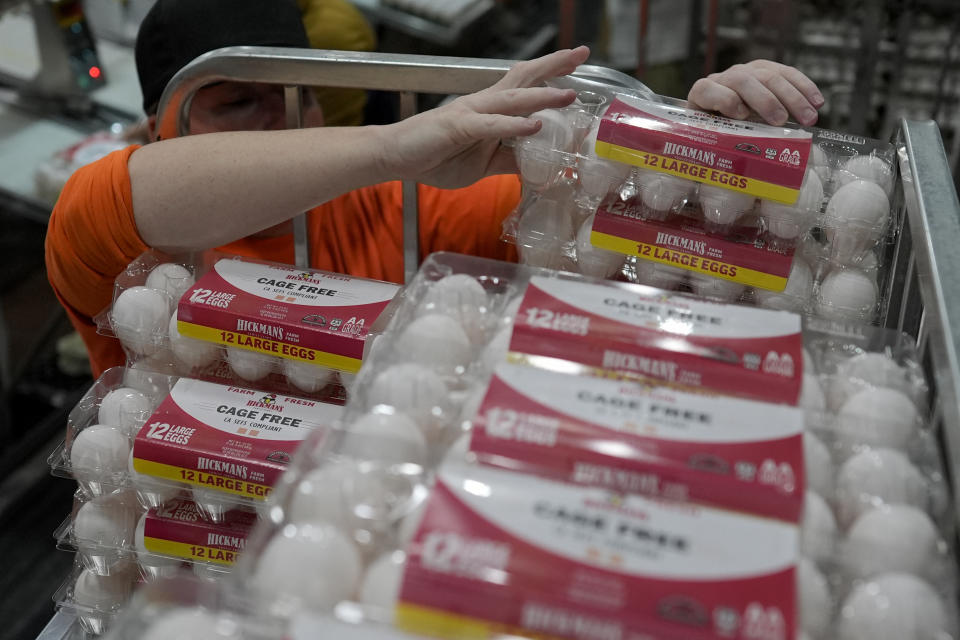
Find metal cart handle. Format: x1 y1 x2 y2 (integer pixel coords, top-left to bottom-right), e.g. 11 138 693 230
154 47 652 280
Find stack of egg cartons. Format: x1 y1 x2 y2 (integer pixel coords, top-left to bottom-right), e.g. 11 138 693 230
99 253 958 640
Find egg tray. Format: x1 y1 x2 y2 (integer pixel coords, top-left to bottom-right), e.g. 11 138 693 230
53 555 140 637
90 572 287 640
54 489 253 582
92 249 403 403
500 81 900 319
49 367 343 522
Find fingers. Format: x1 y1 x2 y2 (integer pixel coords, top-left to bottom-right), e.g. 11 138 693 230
468 86 577 117
497 45 590 90
688 60 825 127
688 78 750 120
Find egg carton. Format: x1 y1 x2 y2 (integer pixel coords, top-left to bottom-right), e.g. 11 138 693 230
502 78 900 301
54 555 141 636
93 249 402 402
55 489 255 581
49 366 344 522
236 442 809 640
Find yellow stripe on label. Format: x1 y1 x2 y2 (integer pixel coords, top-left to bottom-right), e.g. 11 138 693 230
142 537 238 565
590 231 788 290
595 140 800 204
132 458 271 500
176 322 362 373
395 603 563 640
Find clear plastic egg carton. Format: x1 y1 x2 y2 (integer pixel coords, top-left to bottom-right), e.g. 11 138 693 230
48 366 176 502
93 249 402 403
236 439 821 640
502 78 900 327
54 555 141 636
49 366 343 523
55 489 255 582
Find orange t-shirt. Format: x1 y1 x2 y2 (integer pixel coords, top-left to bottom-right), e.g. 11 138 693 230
45 145 520 377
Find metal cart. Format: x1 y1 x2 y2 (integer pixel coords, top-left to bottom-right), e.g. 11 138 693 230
37 49 960 638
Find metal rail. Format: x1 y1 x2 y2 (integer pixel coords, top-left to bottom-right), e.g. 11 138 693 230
155 47 651 279
892 119 960 520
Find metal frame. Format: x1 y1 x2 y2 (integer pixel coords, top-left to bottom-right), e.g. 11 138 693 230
154 47 650 281
890 119 960 519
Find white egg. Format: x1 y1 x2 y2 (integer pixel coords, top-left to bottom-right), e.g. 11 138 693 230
855 249 879 272
834 155 895 197
577 119 631 201
129 451 181 507
526 108 576 152
394 314 472 373
836 388 918 453
698 184 755 228
802 491 837 563
798 557 832 639
71 425 131 484
145 263 195 303
515 197 576 270
755 259 813 312
254 522 362 614
226 347 277 381
636 170 697 216
112 286 171 356
800 373 827 414
634 260 687 290
74 494 138 552
98 387 152 438
141 607 237 640
134 512 182 578
341 411 428 466
575 213 625 278
367 364 450 440
760 170 824 240
837 352 912 397
689 274 746 302
419 274 490 344
123 357 177 401
811 143 831 184
191 487 237 523
421 274 487 315
282 359 333 394
286 460 356 528
844 505 940 580
72 569 131 611
337 371 356 392
480 327 513 376
823 180 890 261
816 269 877 322
835 448 928 526
804 432 834 498
359 551 407 615
168 311 220 371
838 573 948 640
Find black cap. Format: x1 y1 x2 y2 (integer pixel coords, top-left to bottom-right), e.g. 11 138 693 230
135 0 310 113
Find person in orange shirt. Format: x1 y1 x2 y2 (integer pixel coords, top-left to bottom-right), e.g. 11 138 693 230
46 0 825 377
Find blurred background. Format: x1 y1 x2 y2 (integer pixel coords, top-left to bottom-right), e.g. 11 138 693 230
0 1 957 638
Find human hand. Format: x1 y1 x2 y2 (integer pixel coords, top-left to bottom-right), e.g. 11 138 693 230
381 46 590 189
688 60 824 126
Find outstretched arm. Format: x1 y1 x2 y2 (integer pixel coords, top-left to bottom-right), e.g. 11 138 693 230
130 47 589 252
688 60 823 127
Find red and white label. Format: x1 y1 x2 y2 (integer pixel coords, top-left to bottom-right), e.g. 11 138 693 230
596 96 812 203
178 259 399 372
397 463 798 640
508 277 803 405
132 378 340 499
469 363 803 521
141 498 256 565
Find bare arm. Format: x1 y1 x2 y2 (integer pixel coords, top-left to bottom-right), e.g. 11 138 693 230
131 47 589 251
